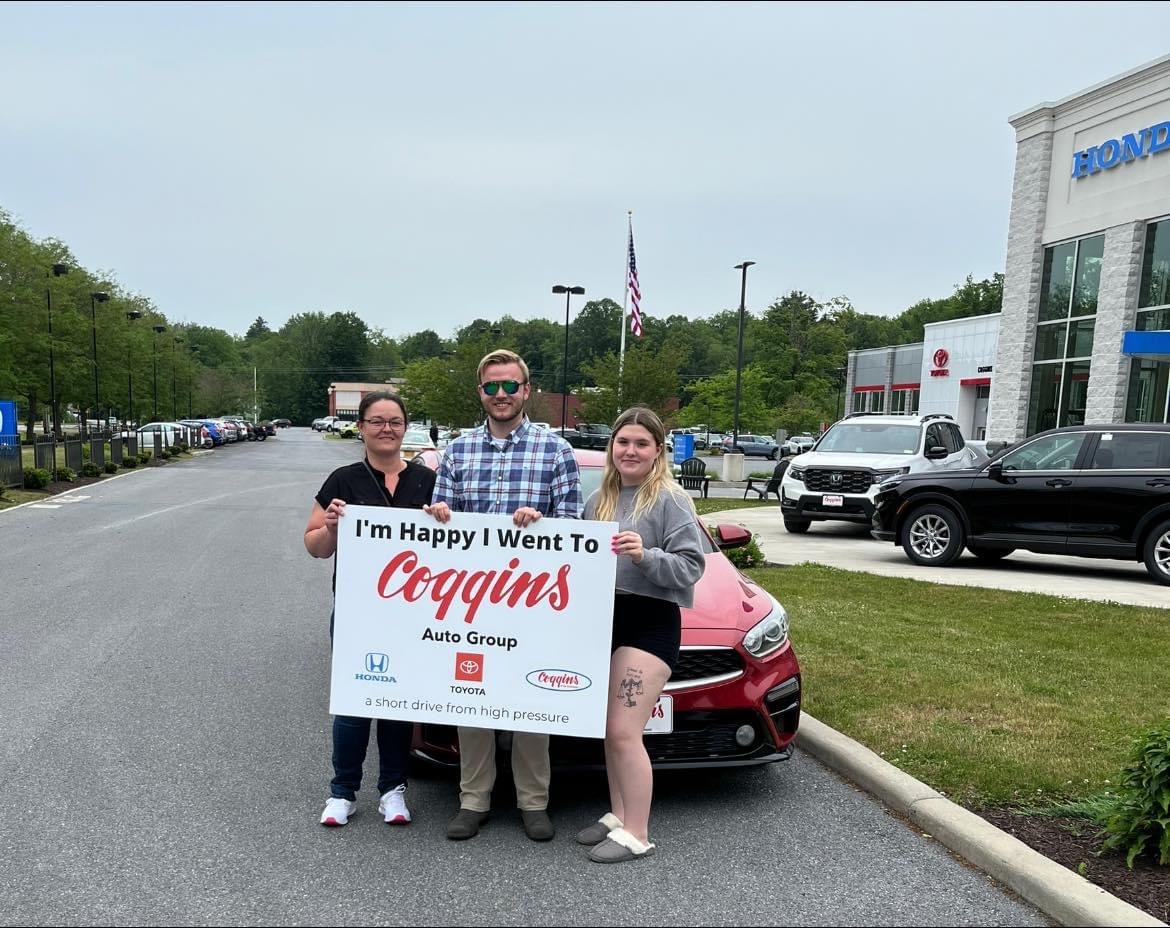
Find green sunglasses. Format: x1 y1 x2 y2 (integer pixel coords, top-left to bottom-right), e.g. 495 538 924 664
481 380 524 396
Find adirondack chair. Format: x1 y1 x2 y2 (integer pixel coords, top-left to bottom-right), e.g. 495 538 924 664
676 456 710 498
744 457 790 501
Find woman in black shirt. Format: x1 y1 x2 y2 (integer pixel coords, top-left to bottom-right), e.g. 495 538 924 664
304 390 435 827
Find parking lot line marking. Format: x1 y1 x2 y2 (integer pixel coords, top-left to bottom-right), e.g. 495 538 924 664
59 495 90 503
29 504 62 509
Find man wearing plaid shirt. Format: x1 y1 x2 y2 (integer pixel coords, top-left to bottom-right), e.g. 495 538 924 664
426 349 581 843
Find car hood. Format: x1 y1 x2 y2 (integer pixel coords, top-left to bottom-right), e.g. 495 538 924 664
682 552 775 635
788 450 915 469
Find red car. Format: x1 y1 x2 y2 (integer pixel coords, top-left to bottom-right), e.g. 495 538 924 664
411 449 802 769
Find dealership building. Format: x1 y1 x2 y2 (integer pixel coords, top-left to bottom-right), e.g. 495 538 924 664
846 54 1170 442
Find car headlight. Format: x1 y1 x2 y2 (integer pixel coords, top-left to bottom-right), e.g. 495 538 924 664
788 466 805 482
871 466 910 484
742 595 789 659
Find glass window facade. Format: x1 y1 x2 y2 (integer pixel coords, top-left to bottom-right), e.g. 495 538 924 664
1029 233 1103 435
1125 220 1170 424
889 388 920 415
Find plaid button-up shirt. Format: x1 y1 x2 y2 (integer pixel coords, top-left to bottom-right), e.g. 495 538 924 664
433 419 581 517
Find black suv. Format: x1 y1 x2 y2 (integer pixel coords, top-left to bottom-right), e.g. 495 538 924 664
871 423 1170 586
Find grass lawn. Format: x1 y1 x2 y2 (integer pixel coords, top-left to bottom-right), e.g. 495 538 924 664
0 488 50 509
693 498 772 516
746 563 1170 807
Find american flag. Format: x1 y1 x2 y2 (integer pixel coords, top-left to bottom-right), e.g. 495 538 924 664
627 225 643 338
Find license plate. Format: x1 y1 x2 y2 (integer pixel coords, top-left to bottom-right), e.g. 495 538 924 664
643 695 673 734
822 494 844 507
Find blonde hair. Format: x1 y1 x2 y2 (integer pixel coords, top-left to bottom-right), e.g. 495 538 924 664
594 407 694 522
476 349 530 384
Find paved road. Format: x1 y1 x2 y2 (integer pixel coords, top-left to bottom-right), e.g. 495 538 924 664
0 430 1044 926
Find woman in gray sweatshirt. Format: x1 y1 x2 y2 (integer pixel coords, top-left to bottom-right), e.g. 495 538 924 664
577 407 706 863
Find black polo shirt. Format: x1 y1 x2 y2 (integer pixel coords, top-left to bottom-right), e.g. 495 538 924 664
315 457 435 511
315 458 436 594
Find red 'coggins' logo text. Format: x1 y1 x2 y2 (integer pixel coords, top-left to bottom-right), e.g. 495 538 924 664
455 653 484 682
376 551 571 623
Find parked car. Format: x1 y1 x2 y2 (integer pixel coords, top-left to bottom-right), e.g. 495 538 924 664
871 423 1170 585
780 413 985 533
565 423 612 450
399 427 437 461
333 418 358 437
409 448 802 769
782 434 818 456
119 421 190 451
721 433 780 459
272 418 292 428
179 419 219 448
312 416 339 432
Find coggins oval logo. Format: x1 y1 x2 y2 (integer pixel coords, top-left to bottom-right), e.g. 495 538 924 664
526 669 591 692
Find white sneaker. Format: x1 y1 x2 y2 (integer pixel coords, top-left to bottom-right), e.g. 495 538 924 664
378 785 411 824
320 797 357 827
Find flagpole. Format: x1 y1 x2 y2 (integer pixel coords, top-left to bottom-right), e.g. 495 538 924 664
618 210 631 401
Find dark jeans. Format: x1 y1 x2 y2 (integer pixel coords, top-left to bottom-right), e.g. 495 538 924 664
330 715 411 800
327 609 410 800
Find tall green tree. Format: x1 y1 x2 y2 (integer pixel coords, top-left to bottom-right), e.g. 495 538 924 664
577 342 685 425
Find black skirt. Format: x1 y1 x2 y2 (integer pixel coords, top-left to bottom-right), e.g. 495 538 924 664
611 592 682 674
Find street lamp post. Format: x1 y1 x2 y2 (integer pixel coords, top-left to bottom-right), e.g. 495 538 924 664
731 261 755 452
126 310 143 428
45 263 69 442
151 324 166 421
172 335 183 421
551 285 585 433
90 292 109 436
835 365 847 421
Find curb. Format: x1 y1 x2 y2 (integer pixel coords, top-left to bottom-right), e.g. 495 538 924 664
795 712 1166 927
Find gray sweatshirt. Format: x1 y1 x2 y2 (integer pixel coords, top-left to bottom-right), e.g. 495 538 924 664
585 485 707 608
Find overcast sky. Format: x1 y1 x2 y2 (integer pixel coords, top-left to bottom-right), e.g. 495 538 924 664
2 2 1168 339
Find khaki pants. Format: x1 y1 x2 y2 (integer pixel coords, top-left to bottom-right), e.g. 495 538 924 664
457 727 550 812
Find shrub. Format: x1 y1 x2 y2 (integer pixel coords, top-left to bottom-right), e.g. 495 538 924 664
80 462 103 478
1100 720 1170 867
179 441 189 452
23 467 51 489
159 449 171 460
81 446 91 461
138 451 152 464
104 461 119 474
56 466 76 482
169 444 182 456
122 457 138 469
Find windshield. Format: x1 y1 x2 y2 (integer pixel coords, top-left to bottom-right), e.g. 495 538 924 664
817 422 921 455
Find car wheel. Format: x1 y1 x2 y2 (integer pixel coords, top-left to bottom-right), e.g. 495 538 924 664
1142 519 1170 586
733 446 744 455
967 545 1013 562
900 504 965 566
769 449 777 460
784 519 811 534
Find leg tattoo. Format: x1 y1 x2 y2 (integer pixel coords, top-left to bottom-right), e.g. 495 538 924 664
617 667 644 707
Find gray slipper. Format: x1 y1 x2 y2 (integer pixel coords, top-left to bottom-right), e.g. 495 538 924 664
576 812 623 846
587 827 656 863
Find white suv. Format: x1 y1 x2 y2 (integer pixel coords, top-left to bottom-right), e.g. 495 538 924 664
779 413 986 533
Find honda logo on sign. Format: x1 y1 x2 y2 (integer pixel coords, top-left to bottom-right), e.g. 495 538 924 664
365 652 389 674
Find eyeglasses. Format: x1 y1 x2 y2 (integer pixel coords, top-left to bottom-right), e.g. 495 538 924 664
480 380 524 396
361 418 406 430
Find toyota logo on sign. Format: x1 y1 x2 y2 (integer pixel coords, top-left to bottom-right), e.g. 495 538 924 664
460 658 479 675
455 652 485 682
933 348 950 369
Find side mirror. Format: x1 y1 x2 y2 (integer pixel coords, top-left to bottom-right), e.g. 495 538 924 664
712 523 752 550
925 445 948 460
987 460 1004 481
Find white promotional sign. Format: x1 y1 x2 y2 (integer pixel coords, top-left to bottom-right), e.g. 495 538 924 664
330 507 618 739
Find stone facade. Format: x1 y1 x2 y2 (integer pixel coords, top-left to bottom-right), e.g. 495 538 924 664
1087 221 1146 424
990 120 1054 443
